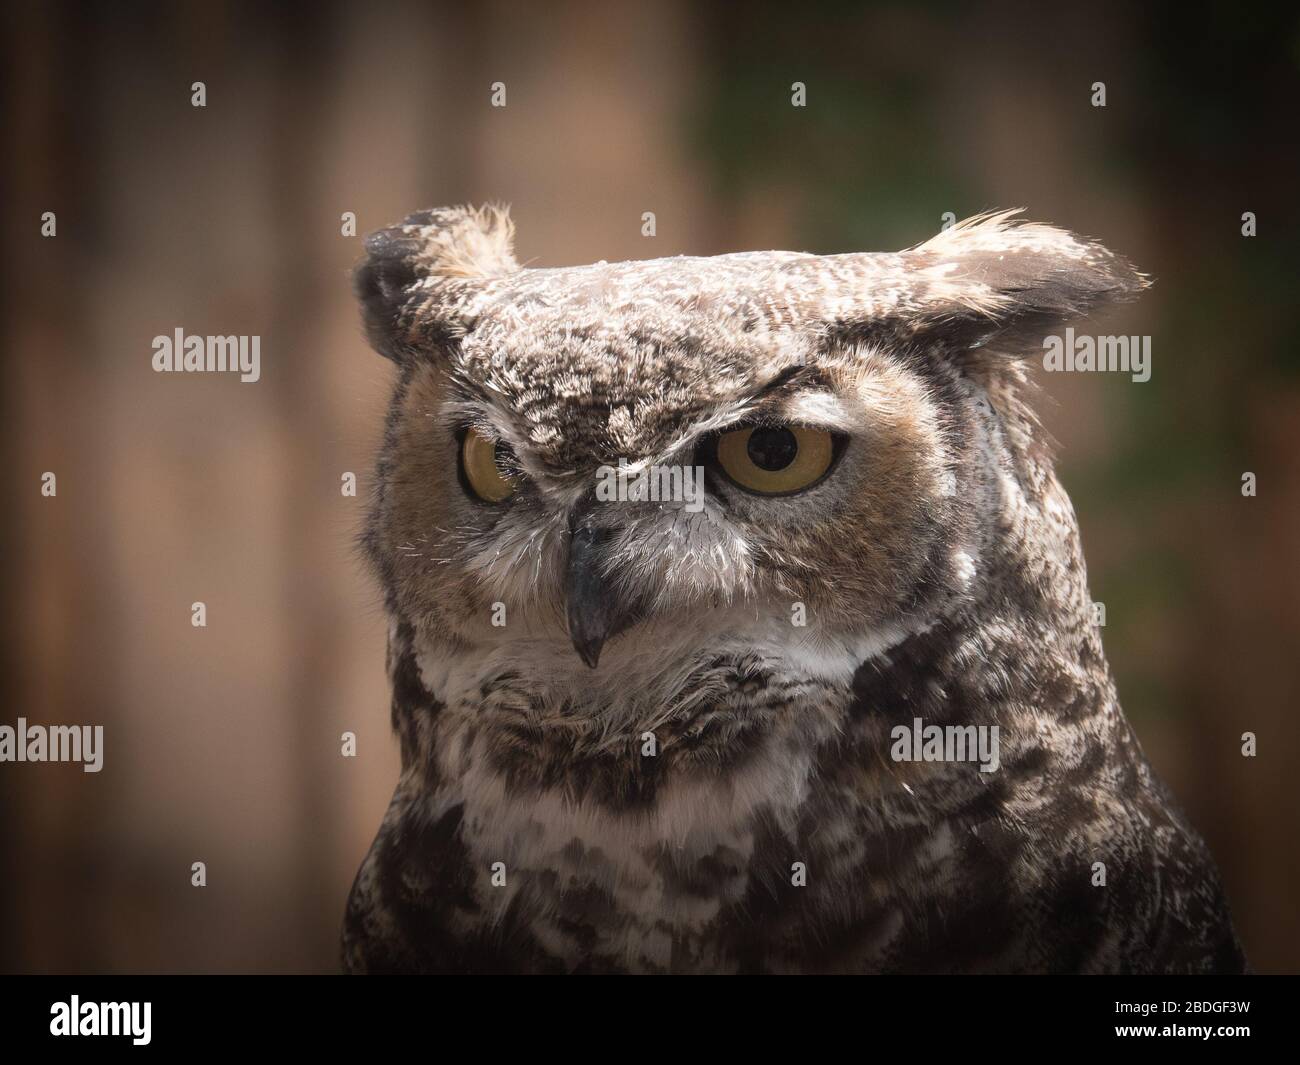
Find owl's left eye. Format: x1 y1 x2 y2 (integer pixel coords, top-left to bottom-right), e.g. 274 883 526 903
458 427 519 504
705 425 843 496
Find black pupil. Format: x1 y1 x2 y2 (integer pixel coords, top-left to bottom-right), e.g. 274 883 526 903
746 427 798 471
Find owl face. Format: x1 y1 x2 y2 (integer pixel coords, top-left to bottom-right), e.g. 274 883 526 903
358 207 1143 703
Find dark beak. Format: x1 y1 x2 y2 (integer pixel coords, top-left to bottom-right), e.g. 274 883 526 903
565 512 631 669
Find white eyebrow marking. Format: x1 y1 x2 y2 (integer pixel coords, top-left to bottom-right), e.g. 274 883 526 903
620 385 855 475
775 389 852 431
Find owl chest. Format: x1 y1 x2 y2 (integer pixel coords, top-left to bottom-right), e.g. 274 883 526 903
436 742 822 972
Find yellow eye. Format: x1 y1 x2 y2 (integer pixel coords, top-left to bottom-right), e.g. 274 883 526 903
712 425 838 496
460 427 518 503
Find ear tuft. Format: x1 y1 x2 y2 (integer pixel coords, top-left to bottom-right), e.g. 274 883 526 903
397 203 518 280
901 209 1150 349
354 204 518 362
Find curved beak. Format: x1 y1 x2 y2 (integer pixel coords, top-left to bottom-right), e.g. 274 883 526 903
565 511 632 669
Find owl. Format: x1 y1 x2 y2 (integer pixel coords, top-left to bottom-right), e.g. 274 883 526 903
342 205 1246 974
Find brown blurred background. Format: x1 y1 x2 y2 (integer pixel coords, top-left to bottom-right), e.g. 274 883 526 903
2 0 1296 973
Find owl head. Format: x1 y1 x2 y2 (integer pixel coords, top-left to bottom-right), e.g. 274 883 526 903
356 206 1144 698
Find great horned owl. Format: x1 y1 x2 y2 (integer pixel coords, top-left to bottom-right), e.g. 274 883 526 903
342 206 1245 974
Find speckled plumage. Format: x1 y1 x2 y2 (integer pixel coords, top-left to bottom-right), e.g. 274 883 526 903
342 206 1245 974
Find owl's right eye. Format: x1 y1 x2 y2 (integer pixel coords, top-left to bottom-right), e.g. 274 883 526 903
458 427 518 504
705 424 842 496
